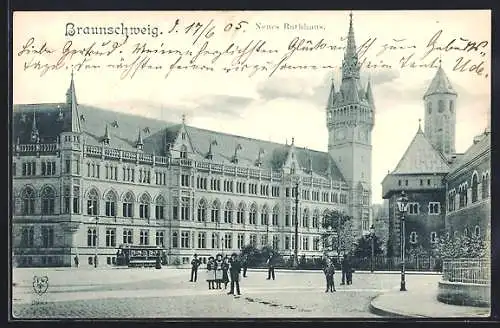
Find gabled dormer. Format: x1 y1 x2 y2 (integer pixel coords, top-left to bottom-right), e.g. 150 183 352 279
136 129 144 151
283 138 302 175
102 124 110 145
170 115 196 159
255 148 265 167
206 139 218 160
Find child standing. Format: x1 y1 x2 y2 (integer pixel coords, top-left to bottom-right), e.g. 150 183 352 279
323 258 336 293
206 256 215 290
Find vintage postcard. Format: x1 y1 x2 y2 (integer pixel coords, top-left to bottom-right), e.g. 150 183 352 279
11 10 491 319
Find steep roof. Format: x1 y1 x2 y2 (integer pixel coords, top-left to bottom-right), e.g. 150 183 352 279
13 103 345 181
448 132 490 175
424 67 457 98
391 125 450 174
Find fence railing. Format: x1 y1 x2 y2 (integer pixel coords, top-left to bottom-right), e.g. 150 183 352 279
442 258 490 285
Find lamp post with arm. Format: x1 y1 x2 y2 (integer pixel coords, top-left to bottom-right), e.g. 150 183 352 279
293 181 299 268
94 216 99 268
396 191 409 291
370 224 375 273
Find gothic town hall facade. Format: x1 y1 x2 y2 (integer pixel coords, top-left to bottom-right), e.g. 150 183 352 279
11 15 374 267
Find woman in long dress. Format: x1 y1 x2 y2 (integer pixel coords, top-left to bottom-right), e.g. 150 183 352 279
205 256 215 290
222 256 230 289
214 254 224 289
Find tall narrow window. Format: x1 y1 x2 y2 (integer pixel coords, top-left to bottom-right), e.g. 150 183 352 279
86 189 99 216
237 202 245 224
122 192 134 218
224 201 233 223
211 200 220 222
197 199 207 222
471 173 478 203
105 191 117 217
249 203 257 225
72 186 80 214
21 187 36 215
139 193 150 219
155 196 166 220
272 206 279 226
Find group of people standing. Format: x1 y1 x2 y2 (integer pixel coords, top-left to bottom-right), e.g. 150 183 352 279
190 253 244 296
322 254 354 292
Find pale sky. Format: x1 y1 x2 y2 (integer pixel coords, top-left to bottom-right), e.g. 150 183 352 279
13 10 491 203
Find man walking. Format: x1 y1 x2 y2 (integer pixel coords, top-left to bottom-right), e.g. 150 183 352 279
266 253 275 280
189 253 201 282
74 255 79 268
227 253 242 296
341 254 351 285
242 254 248 277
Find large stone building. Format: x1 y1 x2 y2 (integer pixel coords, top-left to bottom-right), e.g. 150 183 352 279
11 14 375 268
382 65 491 257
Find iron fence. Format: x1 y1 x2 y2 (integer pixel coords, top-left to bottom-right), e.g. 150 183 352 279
350 256 441 272
442 258 490 285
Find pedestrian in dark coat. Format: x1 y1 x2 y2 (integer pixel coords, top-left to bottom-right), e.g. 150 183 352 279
341 254 352 285
189 254 201 282
266 253 275 280
227 253 242 296
242 254 248 277
74 255 79 268
205 257 215 290
323 258 336 292
222 256 230 289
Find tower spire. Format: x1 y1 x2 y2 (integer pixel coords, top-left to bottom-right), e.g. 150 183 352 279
67 70 81 133
342 11 360 81
136 128 144 149
31 110 39 142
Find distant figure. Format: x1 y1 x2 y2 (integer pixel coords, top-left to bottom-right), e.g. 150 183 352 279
205 256 215 290
222 255 230 289
189 254 201 282
74 255 79 268
266 253 275 280
241 254 248 277
227 253 242 296
323 258 336 292
341 254 352 285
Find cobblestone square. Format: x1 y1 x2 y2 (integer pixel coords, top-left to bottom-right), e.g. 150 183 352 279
12 268 441 318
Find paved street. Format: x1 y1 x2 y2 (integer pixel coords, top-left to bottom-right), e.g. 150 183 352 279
12 268 441 318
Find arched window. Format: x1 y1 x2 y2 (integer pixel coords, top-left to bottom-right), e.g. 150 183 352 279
236 202 245 224
302 208 309 227
449 100 454 113
122 192 134 218
41 186 55 215
105 191 117 217
22 187 36 215
224 201 233 223
260 205 269 225
474 225 481 237
197 199 207 222
180 145 187 159
272 205 279 226
249 203 257 225
211 200 220 222
155 195 166 220
471 172 479 203
86 188 99 216
482 172 490 199
139 193 150 219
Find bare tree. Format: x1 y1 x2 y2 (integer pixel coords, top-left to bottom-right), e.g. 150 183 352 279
321 210 355 261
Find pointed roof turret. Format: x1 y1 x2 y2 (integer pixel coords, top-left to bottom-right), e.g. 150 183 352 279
326 77 337 108
206 139 218 160
341 11 360 81
30 110 39 142
102 124 110 145
365 78 375 109
423 66 457 99
136 129 144 149
66 71 81 132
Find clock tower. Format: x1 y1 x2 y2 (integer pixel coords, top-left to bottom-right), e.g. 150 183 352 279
326 12 375 235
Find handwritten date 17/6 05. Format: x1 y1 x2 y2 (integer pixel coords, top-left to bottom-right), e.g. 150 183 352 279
167 19 248 45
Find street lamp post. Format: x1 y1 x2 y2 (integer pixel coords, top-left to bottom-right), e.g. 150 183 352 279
293 182 299 268
396 191 409 292
94 216 99 268
370 224 375 273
